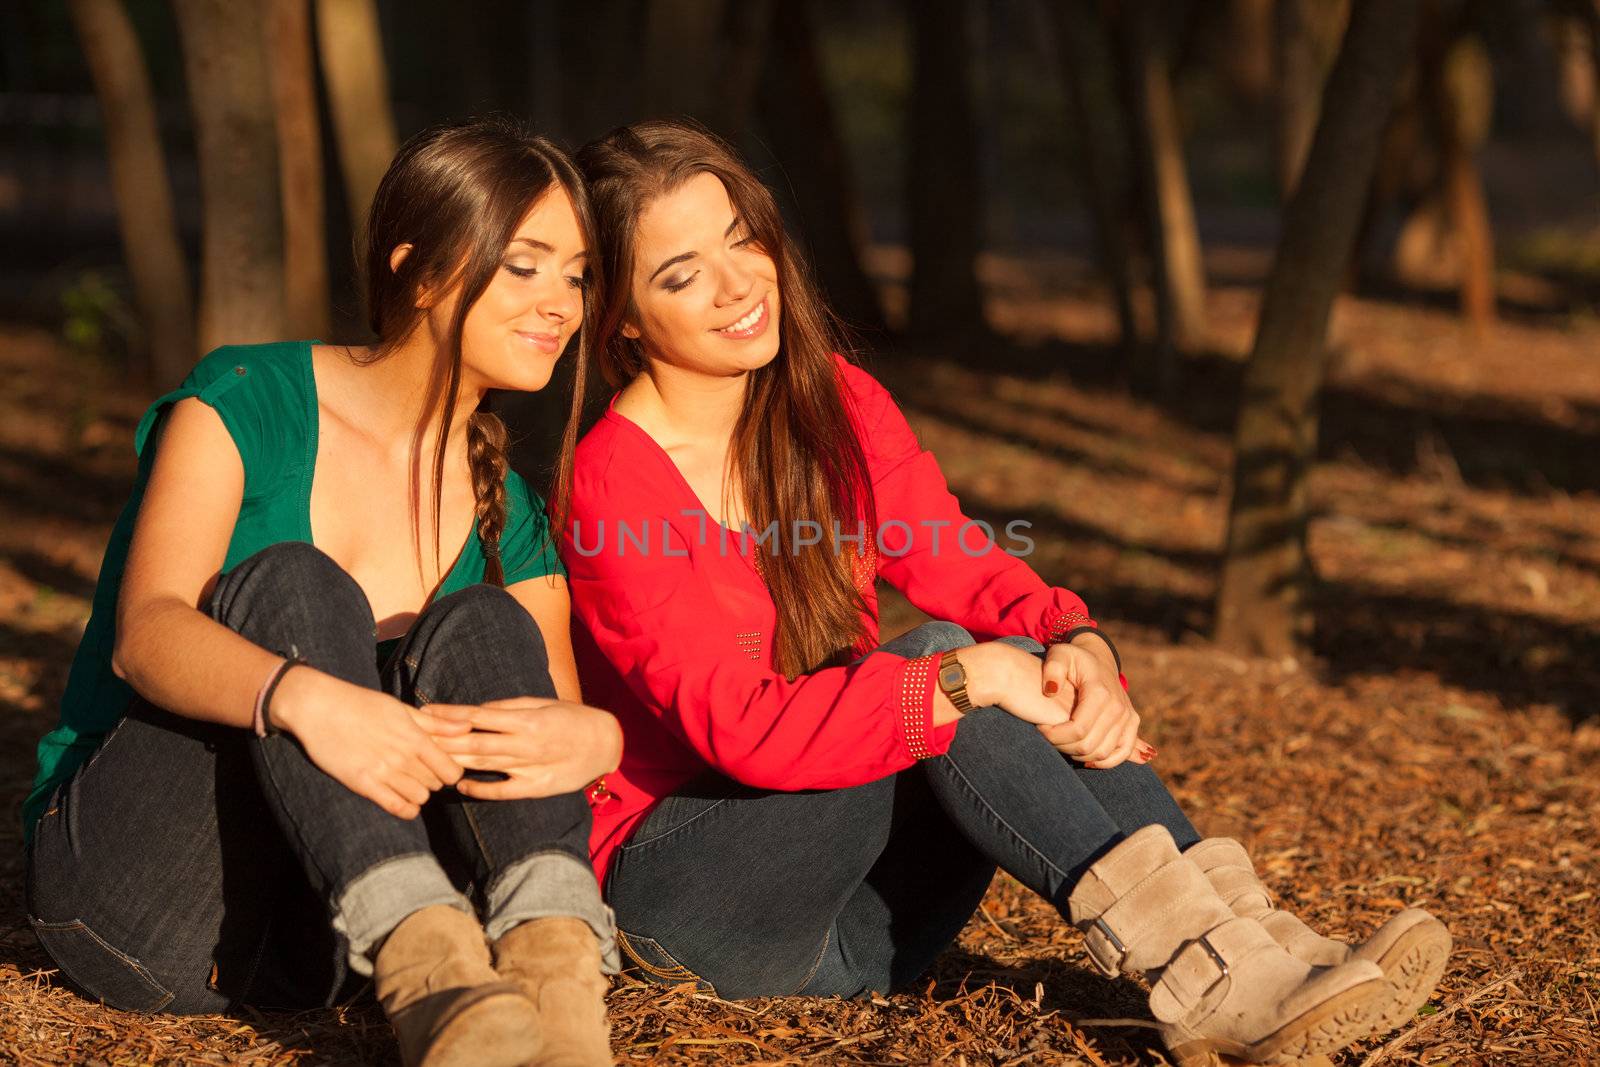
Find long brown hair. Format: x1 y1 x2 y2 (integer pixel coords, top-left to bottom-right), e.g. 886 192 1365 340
573 120 875 676
361 116 596 585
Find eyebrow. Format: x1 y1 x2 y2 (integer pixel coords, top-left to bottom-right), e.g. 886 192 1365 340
646 215 744 283
509 237 587 264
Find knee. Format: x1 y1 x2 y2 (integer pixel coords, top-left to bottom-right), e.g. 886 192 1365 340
429 584 544 647
947 704 1051 761
901 621 975 657
996 634 1045 657
210 541 373 635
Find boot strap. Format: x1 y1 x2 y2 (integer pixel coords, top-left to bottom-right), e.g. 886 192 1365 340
1080 857 1222 977
1149 916 1274 1024
1208 865 1275 915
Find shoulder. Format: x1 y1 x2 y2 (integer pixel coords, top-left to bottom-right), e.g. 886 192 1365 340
570 412 671 519
502 469 541 523
135 340 311 479
831 352 901 426
181 340 308 395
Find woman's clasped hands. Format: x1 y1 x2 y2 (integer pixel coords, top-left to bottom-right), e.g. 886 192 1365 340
957 637 1154 772
267 666 622 818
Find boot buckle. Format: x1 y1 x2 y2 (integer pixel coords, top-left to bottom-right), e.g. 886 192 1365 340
1195 932 1230 995
1086 917 1128 976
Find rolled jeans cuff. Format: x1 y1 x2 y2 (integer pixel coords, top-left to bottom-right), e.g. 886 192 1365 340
333 852 473 977
483 849 620 974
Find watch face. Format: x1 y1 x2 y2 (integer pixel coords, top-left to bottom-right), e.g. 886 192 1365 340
940 664 964 690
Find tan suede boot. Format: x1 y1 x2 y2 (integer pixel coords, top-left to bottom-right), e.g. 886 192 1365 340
1186 837 1452 1037
1068 825 1386 1066
373 905 543 1067
492 917 613 1067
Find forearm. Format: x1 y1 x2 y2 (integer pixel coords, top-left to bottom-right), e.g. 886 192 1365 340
112 597 285 729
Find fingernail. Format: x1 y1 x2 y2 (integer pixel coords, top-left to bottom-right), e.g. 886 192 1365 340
1044 681 1058 695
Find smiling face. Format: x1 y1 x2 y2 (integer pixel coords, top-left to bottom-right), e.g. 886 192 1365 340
449 183 588 394
624 171 781 378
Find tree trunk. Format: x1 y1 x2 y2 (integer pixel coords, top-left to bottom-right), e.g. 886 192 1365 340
1275 0 1320 197
173 0 288 351
757 0 886 333
1215 0 1423 658
716 0 773 140
643 0 727 122
67 0 195 385
1048 0 1141 353
1116 0 1206 385
1439 35 1496 333
1223 0 1275 105
907 0 986 340
315 0 398 234
267 0 328 339
560 0 646 140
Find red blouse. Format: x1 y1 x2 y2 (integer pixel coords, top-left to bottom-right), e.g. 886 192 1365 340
564 355 1103 886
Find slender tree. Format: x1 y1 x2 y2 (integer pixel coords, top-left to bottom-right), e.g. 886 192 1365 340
267 0 328 339
67 0 195 384
315 0 398 233
1274 0 1350 198
757 0 886 333
560 0 646 140
1046 0 1141 352
907 0 986 340
1116 0 1207 386
173 0 288 351
1215 0 1424 658
643 0 726 120
1435 31 1497 333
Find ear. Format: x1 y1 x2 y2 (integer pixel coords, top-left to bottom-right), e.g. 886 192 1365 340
390 243 436 309
621 320 641 340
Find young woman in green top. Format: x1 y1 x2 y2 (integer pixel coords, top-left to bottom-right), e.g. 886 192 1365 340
24 119 619 1067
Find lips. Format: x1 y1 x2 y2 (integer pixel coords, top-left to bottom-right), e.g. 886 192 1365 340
713 297 768 339
516 330 561 354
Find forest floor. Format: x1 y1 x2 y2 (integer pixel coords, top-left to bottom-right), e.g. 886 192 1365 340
0 259 1596 1064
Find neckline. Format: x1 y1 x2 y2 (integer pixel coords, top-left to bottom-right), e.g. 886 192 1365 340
601 401 744 537
600 402 758 572
300 341 480 618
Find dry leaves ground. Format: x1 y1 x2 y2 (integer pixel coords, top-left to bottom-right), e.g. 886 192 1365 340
0 266 1596 1064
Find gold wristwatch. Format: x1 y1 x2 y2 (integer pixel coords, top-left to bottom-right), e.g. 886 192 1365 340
937 650 973 713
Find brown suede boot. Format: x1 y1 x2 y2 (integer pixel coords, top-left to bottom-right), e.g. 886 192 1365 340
1186 837 1452 1037
492 917 613 1067
373 904 543 1067
1068 826 1387 1066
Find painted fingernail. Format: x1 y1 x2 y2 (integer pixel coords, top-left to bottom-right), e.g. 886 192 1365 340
1044 681 1059 695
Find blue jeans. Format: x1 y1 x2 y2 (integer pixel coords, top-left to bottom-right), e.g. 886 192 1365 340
605 621 1199 1000
26 542 612 1014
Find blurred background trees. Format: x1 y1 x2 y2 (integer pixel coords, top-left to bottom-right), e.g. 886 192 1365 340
3 0 1597 660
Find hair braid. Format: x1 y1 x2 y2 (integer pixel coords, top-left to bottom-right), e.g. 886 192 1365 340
466 409 510 586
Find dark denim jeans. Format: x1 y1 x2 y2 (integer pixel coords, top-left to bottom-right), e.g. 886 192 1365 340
26 541 608 1015
605 621 1200 1000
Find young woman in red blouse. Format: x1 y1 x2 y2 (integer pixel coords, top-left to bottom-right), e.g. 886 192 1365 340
562 120 1448 1066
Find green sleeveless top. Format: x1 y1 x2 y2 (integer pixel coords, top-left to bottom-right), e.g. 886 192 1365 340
23 340 564 841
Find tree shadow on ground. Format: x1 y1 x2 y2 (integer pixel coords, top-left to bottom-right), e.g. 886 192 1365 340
879 345 1600 723
0 549 97 602
0 444 133 528
882 334 1599 499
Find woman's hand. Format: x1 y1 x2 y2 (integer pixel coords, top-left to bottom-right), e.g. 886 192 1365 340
959 641 1071 727
423 698 623 801
1038 638 1150 769
269 667 470 819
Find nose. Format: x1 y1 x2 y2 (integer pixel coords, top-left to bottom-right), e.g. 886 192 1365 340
715 253 755 307
537 276 580 326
